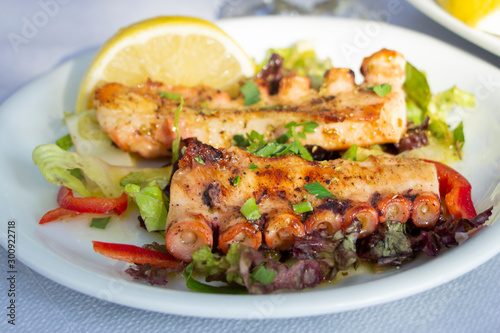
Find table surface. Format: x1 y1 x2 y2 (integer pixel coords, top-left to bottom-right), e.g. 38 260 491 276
1 1 499 332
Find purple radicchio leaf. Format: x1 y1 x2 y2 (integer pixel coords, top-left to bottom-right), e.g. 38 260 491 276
409 206 493 256
125 263 182 286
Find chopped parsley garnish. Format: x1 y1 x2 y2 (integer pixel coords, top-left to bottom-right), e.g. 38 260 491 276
304 181 334 199
233 121 318 161
249 163 258 170
159 91 184 162
233 134 249 147
194 156 205 165
240 80 261 106
240 198 261 221
367 83 392 97
292 201 313 214
341 144 358 161
233 175 241 186
90 217 111 229
250 263 276 286
56 134 73 150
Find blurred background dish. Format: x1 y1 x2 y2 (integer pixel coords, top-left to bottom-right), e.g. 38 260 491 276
216 0 387 18
407 0 500 57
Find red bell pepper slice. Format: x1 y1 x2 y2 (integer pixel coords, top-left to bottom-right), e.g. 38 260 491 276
423 159 477 219
39 207 82 224
57 186 128 215
92 241 182 268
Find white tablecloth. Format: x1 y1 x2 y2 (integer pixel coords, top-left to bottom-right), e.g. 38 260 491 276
1 1 499 332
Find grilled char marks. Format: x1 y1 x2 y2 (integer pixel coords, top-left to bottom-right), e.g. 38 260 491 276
202 182 222 209
165 141 441 260
179 138 224 168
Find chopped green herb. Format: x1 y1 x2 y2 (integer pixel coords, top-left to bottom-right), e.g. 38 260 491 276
250 263 276 286
368 83 392 97
238 121 317 161
194 156 205 165
292 201 313 214
249 163 258 170
233 134 249 147
90 216 111 229
159 91 184 162
342 144 358 161
255 142 279 157
233 175 241 186
240 80 261 106
304 181 334 199
56 134 73 150
240 198 261 221
159 91 180 100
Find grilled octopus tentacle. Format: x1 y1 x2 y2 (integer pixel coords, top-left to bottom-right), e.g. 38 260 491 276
304 208 343 235
377 194 412 223
264 212 306 250
344 203 379 238
165 218 213 262
218 217 262 253
164 139 442 261
411 192 441 228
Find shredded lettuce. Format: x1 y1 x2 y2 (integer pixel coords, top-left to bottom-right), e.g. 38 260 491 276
125 182 168 232
191 244 244 286
64 109 135 166
33 143 172 198
33 144 132 197
257 40 332 90
119 166 173 190
341 144 358 161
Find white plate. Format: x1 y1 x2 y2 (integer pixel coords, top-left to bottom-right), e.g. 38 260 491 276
0 17 499 319
407 0 500 57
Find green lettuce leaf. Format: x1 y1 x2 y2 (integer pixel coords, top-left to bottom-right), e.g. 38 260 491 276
64 109 135 166
191 244 243 283
119 166 173 190
404 63 476 160
33 144 132 197
404 62 431 113
125 182 168 232
33 143 172 198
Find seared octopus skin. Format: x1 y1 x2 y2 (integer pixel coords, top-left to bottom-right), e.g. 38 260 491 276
165 139 441 262
94 49 407 158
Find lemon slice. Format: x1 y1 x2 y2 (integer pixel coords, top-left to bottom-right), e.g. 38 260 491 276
437 0 500 26
76 16 255 113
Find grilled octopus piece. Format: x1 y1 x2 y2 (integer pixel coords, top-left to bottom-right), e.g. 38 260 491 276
94 49 407 158
165 139 440 262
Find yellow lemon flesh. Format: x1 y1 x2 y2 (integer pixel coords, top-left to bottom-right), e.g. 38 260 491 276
76 16 255 113
437 0 500 26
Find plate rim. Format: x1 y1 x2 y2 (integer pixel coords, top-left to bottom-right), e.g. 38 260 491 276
1 16 500 319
